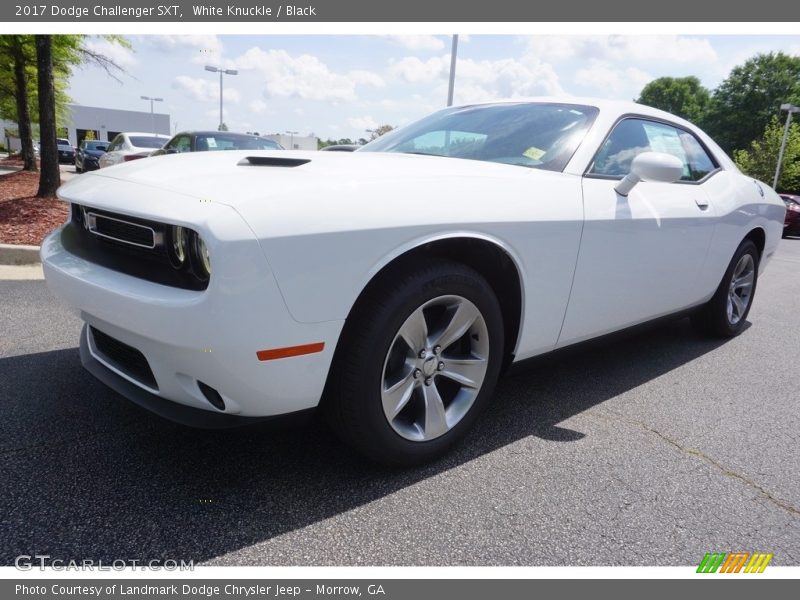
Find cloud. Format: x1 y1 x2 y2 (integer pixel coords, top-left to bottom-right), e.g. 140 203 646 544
524 35 717 65
384 35 446 51
232 48 384 102
391 54 565 102
142 35 224 65
173 75 241 104
248 99 267 114
389 56 449 83
347 115 380 131
348 69 386 88
573 60 652 97
84 39 137 69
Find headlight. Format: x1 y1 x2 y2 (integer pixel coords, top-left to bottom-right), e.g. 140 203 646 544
169 225 187 267
192 233 211 278
787 201 800 213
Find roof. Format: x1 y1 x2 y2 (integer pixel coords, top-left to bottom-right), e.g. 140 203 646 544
172 131 271 138
120 132 171 138
449 95 697 131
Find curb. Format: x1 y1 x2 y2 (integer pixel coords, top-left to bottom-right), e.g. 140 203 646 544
0 243 41 265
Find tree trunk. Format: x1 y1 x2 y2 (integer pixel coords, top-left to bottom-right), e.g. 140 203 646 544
10 37 37 172
35 35 60 198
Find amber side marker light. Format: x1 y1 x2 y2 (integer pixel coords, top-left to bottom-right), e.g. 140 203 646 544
257 342 325 361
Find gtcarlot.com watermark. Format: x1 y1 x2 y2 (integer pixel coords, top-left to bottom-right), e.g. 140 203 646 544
15 554 194 571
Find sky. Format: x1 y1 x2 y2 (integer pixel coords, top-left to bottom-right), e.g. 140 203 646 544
66 34 800 141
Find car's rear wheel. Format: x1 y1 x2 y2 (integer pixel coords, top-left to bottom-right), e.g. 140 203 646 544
325 260 504 466
691 239 759 338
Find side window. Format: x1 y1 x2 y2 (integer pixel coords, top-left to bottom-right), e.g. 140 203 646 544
590 118 718 182
166 135 191 153
678 131 718 181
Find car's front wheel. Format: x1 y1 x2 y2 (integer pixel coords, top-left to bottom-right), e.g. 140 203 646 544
326 260 504 466
691 238 759 337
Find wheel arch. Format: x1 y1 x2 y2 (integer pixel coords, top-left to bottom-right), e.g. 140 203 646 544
743 226 766 257
335 233 526 375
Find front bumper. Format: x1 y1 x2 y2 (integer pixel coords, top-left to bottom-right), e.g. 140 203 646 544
80 156 100 170
42 216 344 420
785 210 800 235
78 324 314 427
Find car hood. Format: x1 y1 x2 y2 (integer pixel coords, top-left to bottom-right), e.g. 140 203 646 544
57 150 545 211
82 149 105 158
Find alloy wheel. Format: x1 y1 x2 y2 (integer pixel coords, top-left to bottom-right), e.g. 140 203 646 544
380 295 490 442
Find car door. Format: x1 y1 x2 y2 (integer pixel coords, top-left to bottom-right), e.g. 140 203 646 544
557 117 720 347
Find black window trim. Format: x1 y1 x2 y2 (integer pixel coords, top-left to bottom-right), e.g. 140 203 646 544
583 113 723 185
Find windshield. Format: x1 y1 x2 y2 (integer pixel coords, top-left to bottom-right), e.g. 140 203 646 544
130 136 167 149
360 102 599 171
84 141 107 151
195 134 282 151
56 139 71 147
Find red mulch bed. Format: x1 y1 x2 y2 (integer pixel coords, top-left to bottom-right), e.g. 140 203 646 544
0 170 68 246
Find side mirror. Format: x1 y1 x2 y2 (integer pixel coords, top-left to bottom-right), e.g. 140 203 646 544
614 152 684 196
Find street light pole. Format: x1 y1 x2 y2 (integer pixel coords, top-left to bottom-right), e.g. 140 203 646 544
447 34 459 107
774 103 800 191
140 95 163 135
205 65 238 131
285 130 298 150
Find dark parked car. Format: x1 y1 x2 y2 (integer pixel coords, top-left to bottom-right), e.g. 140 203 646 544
75 140 109 173
780 194 800 238
56 138 75 163
320 144 359 152
150 131 283 157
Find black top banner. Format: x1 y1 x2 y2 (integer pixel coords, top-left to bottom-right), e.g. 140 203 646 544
3 0 800 22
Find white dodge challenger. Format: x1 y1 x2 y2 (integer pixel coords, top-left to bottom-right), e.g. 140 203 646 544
42 98 786 465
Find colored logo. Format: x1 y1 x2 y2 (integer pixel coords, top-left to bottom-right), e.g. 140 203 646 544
697 552 773 573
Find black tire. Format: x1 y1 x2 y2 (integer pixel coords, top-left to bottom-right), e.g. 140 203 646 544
691 239 759 338
324 259 504 466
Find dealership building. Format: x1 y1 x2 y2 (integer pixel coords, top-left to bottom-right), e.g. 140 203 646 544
2 103 170 150
2 104 322 152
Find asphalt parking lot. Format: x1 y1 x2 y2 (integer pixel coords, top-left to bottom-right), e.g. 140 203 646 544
1 239 799 566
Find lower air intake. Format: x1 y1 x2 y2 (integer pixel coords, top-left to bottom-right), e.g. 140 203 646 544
90 327 158 390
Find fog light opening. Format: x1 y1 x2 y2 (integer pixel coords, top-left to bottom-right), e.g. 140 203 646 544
198 381 225 411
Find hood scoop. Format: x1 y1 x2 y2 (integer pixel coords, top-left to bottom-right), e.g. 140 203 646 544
239 156 311 168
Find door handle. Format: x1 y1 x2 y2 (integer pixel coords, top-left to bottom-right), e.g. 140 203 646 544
695 198 709 210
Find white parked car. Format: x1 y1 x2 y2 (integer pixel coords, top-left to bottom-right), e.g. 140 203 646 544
97 132 170 168
42 98 786 465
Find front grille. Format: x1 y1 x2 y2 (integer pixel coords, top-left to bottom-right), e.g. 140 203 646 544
89 212 155 248
66 204 208 291
90 327 158 389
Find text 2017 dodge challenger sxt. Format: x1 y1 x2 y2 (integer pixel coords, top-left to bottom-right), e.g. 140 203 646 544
42 98 786 465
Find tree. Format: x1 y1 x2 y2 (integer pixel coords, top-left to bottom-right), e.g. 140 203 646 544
0 34 129 184
218 122 229 132
0 36 37 171
368 124 395 141
635 76 710 124
704 52 800 153
734 116 800 193
36 35 59 198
